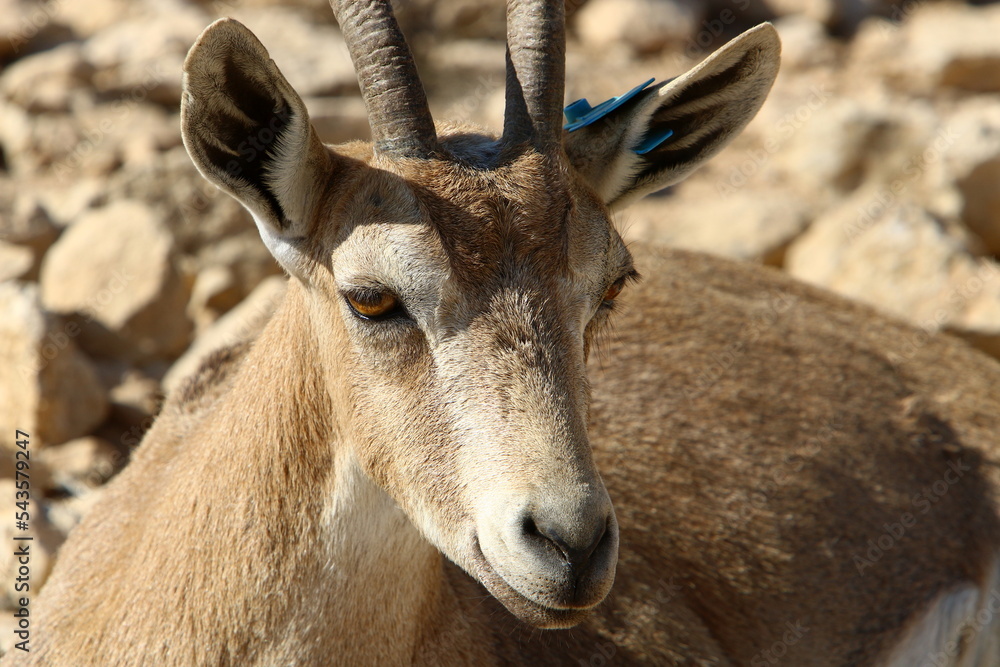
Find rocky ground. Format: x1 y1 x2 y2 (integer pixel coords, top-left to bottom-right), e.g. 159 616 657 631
2 0 1000 652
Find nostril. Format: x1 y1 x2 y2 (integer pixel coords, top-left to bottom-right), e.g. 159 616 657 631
521 515 542 540
523 513 609 571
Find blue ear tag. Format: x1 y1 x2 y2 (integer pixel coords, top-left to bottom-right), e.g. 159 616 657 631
563 78 656 132
563 78 674 154
634 128 674 155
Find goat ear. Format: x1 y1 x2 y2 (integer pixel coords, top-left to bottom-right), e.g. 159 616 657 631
563 23 780 210
181 18 332 277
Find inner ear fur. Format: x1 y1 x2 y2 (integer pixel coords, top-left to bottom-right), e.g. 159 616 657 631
564 23 781 210
181 18 332 239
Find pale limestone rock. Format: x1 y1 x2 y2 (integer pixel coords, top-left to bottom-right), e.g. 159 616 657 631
304 96 372 146
225 7 359 97
49 0 134 39
35 179 105 228
163 276 287 395
765 0 836 26
956 158 1000 255
0 283 109 448
36 436 121 496
189 265 242 331
108 368 161 430
623 184 810 264
899 4 1000 93
786 198 1000 357
0 194 59 250
39 200 192 361
575 0 702 57
0 0 72 64
190 234 283 303
82 5 209 107
0 43 95 113
773 15 835 71
0 243 33 282
772 95 937 201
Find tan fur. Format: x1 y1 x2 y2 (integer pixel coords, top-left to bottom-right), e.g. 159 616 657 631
11 11 1000 667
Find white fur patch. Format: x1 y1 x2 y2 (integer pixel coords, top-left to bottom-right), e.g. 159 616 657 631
251 210 308 281
880 556 1000 667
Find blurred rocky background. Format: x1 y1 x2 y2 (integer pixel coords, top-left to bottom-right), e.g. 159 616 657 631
2 0 1000 651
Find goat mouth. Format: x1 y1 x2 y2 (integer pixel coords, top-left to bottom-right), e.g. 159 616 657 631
468 535 598 629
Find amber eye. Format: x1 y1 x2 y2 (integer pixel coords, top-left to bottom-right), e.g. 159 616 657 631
345 290 400 320
602 278 626 303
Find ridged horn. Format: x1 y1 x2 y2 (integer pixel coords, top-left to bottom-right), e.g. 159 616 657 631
502 0 566 152
330 0 438 158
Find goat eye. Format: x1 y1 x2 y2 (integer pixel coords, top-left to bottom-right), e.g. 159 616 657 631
346 290 400 320
602 278 626 303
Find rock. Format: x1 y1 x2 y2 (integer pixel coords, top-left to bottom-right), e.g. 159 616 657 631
36 436 121 496
0 100 36 178
763 0 871 32
765 0 836 26
898 4 1000 93
42 491 107 545
39 103 183 184
623 184 811 264
934 100 1000 256
772 15 836 71
107 368 162 430
188 266 242 333
575 0 702 57
82 5 210 107
104 145 244 253
0 242 33 282
39 200 192 361
956 158 1000 256
0 283 109 448
423 0 507 40
785 198 1000 358
0 193 59 250
35 179 106 228
0 0 74 65
163 276 287 395
226 7 359 97
770 94 937 202
0 193 59 282
190 234 284 303
0 101 131 181
0 43 95 113
49 0 134 39
304 96 372 145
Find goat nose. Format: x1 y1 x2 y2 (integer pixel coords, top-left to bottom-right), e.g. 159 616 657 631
522 513 609 574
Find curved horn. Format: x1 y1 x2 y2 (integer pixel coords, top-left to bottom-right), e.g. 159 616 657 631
330 0 438 158
502 0 566 152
